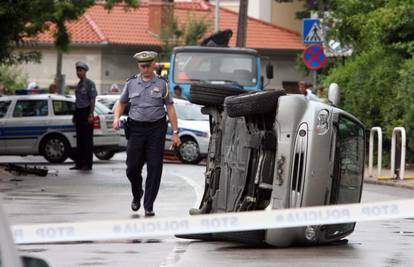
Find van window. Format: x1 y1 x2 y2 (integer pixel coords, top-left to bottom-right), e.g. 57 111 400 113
53 100 75 116
332 116 365 204
0 100 11 118
13 100 48 117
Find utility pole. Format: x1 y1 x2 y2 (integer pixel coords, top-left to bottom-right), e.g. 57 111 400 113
236 0 248 47
215 0 220 32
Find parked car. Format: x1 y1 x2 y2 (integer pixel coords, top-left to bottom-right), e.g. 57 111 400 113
179 86 365 247
110 97 209 164
0 198 50 267
165 98 210 164
0 94 121 163
96 94 120 110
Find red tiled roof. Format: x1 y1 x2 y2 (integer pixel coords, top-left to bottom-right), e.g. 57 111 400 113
33 0 303 50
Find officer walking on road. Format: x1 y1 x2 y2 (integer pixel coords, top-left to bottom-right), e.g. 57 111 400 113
70 61 97 171
113 51 181 217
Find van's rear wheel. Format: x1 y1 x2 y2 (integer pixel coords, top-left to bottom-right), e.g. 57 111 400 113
189 84 246 106
224 89 286 118
41 135 70 163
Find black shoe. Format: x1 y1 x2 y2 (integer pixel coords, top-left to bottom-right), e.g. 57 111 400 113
80 166 92 171
145 210 155 217
131 198 140 212
69 166 81 170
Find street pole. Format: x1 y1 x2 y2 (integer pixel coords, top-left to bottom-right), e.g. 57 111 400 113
215 0 220 32
312 70 317 93
236 0 248 47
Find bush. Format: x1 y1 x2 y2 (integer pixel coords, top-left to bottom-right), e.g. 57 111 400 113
0 65 28 94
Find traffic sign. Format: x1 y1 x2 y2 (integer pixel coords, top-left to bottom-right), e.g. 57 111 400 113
303 45 328 70
303 19 322 44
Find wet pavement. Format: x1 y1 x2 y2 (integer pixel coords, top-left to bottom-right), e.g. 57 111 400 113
1 154 414 267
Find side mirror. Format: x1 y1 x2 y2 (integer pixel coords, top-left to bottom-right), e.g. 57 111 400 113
265 64 274 80
22 255 50 267
328 83 341 106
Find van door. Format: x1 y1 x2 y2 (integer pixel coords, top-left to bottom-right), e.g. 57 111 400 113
5 99 49 154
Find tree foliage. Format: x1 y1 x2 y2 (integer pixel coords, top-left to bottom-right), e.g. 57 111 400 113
160 13 210 60
0 65 28 94
0 0 138 64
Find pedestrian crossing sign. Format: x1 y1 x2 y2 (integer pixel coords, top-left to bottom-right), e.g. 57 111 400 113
303 19 323 44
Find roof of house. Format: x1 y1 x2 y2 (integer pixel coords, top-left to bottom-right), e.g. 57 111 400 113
33 0 304 51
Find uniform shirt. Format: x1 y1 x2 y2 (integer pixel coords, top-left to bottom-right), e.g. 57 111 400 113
75 78 97 109
119 74 173 122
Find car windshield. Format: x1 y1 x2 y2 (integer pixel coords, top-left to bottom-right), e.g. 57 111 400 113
95 101 112 115
175 103 208 121
173 52 257 86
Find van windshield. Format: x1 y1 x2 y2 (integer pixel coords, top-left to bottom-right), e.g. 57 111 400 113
173 52 257 86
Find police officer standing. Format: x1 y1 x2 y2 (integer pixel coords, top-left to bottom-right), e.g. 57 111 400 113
70 61 97 171
113 51 180 217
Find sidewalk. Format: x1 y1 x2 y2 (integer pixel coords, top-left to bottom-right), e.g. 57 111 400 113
364 168 414 190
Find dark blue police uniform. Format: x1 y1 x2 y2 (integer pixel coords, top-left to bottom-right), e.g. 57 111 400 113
119 71 173 214
74 62 97 170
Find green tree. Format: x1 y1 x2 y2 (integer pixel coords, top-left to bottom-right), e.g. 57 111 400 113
0 0 139 64
160 14 210 61
0 65 28 94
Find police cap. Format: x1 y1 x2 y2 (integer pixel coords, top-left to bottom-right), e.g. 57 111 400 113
75 61 89 71
133 51 158 63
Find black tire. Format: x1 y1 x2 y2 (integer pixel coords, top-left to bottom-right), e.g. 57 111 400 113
94 150 115 160
176 136 202 164
189 83 246 106
224 89 286 118
41 135 70 163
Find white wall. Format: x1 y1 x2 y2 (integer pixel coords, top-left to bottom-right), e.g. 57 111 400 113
18 47 103 93
248 0 272 23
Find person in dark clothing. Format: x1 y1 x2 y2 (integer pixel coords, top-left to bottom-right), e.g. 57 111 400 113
70 61 97 171
113 51 181 217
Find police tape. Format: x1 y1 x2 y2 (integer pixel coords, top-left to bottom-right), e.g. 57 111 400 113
12 198 414 244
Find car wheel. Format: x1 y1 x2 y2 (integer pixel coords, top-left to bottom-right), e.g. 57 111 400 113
94 150 115 160
189 83 246 106
177 137 202 164
224 89 286 118
41 135 70 163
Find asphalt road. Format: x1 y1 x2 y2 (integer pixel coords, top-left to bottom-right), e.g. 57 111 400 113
1 153 413 267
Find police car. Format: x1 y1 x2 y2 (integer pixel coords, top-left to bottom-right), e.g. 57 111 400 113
180 85 366 247
111 97 209 164
0 94 120 163
165 98 210 164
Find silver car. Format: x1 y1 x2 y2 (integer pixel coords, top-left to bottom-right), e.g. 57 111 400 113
0 94 120 163
180 87 365 247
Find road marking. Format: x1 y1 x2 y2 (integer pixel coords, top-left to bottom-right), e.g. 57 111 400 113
173 174 203 208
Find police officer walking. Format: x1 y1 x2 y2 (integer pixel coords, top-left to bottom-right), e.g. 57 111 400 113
113 51 181 217
70 61 97 171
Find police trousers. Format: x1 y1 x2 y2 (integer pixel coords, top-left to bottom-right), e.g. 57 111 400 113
126 117 167 211
74 106 94 168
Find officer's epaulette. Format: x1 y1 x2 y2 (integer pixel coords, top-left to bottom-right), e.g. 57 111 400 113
126 74 138 82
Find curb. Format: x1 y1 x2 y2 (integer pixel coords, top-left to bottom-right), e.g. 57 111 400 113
364 179 414 190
